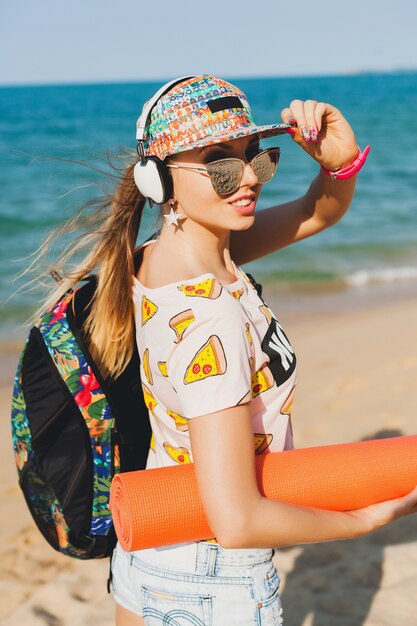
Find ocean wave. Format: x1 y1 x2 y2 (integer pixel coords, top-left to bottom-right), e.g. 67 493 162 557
346 266 417 287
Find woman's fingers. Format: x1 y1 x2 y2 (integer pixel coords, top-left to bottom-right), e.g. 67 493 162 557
290 99 311 141
401 485 417 516
348 485 417 537
281 99 358 170
281 100 324 143
314 102 327 134
362 485 417 530
303 100 319 141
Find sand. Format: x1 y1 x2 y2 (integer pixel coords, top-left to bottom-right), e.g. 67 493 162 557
1 286 417 626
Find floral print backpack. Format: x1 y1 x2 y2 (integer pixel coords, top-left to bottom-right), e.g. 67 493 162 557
10 247 152 559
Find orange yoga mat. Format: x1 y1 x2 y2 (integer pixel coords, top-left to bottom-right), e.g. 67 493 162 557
110 436 417 551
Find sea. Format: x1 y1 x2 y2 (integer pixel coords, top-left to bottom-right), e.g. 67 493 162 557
1 72 417 341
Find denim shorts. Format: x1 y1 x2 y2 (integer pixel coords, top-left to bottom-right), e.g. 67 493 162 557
110 540 283 625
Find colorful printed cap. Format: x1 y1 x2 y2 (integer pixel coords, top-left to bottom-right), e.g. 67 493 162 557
141 75 291 160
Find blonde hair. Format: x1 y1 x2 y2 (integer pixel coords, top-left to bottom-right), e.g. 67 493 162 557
25 155 149 379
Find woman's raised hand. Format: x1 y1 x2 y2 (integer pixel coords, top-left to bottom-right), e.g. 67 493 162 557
281 100 359 172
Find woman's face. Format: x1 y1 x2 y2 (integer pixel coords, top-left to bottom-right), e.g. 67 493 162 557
167 135 263 235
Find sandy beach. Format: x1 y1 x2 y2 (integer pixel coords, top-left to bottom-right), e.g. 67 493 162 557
1 285 417 626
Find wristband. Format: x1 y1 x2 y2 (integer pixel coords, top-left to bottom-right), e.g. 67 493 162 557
321 145 371 181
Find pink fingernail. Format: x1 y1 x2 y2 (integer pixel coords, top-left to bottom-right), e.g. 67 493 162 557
301 127 310 141
309 127 317 142
286 127 296 135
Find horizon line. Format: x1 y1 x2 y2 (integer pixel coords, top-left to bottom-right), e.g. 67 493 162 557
1 67 417 89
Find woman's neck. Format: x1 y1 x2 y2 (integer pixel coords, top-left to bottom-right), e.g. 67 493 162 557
156 221 235 279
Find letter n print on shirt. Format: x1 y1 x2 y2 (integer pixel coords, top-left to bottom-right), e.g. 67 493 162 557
261 318 296 387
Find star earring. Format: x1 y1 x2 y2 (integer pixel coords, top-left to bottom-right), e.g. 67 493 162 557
164 198 185 228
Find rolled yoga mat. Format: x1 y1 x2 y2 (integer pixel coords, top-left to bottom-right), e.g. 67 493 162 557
110 435 417 551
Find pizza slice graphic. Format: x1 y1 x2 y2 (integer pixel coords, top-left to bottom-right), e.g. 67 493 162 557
183 335 227 384
142 348 153 385
169 309 196 343
167 409 189 432
141 382 158 415
254 433 273 455
157 361 168 377
177 277 222 299
163 442 191 464
230 288 244 300
251 362 274 398
259 304 273 325
141 295 158 326
281 386 295 416
245 322 253 346
281 385 296 437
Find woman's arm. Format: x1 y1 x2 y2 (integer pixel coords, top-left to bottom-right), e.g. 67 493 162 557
230 100 362 265
188 403 417 549
230 171 356 265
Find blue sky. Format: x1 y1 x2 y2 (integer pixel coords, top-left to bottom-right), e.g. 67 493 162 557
1 0 417 85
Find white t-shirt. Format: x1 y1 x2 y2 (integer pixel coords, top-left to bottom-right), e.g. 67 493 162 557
132 240 297 471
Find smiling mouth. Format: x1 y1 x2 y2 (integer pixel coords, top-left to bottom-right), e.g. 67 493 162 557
228 197 256 214
230 198 253 207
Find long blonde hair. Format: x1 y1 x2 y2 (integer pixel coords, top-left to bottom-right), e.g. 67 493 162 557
26 154 149 379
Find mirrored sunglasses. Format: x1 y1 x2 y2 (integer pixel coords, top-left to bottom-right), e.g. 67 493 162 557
166 147 280 196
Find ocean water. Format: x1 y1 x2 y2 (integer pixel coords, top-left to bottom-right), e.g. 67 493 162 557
1 72 417 339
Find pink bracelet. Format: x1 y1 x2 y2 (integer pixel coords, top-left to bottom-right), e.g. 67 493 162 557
321 145 371 181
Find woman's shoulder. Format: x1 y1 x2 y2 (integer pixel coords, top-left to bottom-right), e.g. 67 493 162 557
133 240 246 299
133 249 247 329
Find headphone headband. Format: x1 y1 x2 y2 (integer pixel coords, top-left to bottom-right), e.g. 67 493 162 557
134 76 196 203
136 75 196 144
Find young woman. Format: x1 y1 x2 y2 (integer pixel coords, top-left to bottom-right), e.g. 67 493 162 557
39 75 417 625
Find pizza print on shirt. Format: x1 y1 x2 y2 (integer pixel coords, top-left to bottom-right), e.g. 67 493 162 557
132 252 297 476
167 409 189 432
158 361 168 377
141 295 158 325
143 348 153 385
259 304 272 325
230 288 244 300
183 335 227 384
281 386 295 416
163 442 191 464
142 382 158 416
245 322 253 346
251 362 274 397
169 309 196 343
177 277 222 299
280 386 295 437
254 433 273 454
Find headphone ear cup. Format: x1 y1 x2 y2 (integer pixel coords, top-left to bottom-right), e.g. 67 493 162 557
133 157 173 205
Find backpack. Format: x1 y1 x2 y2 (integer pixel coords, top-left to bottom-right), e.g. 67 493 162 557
10 233 263 561
10 241 153 559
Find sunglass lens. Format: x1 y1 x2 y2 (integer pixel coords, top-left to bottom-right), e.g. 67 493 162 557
207 159 244 195
251 149 279 183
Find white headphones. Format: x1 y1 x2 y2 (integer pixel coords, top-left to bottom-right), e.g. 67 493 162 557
133 75 196 204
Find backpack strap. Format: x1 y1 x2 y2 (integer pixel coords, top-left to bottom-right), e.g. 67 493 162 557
67 237 157 473
245 271 263 298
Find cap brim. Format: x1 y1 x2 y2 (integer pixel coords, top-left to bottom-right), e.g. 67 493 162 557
160 123 292 160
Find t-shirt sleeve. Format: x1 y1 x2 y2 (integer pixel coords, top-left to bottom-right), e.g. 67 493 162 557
167 311 253 419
